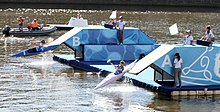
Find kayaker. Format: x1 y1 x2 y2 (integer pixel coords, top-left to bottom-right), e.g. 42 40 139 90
39 40 45 48
36 40 46 51
114 60 125 75
17 16 25 31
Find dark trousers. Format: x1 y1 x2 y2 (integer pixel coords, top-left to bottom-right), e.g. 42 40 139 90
118 30 124 44
32 27 40 30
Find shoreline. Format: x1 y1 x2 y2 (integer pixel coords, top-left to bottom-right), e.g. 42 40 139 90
0 0 220 12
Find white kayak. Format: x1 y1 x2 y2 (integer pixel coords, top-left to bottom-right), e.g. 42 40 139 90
94 60 137 90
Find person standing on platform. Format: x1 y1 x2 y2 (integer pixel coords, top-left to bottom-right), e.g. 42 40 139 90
173 53 183 88
117 16 125 45
179 30 193 45
184 30 193 45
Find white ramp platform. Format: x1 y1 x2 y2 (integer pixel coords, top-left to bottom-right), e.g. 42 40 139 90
49 27 82 46
129 45 175 74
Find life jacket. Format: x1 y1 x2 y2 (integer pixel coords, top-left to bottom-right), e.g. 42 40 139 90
32 21 39 27
114 65 124 75
18 18 24 23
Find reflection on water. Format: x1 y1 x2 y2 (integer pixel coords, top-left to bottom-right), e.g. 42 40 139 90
0 74 156 111
1 9 220 111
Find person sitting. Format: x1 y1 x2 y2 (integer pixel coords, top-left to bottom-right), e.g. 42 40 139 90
114 60 125 81
2 25 11 37
114 60 125 75
17 16 25 31
108 18 117 29
200 25 215 42
112 18 117 29
27 23 32 30
39 40 45 48
36 40 46 51
31 19 40 30
27 40 46 53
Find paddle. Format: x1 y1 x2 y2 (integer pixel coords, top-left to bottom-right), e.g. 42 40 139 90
107 59 115 67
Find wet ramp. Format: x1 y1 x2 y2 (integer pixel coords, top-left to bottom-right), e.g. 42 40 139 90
128 45 175 74
12 27 82 57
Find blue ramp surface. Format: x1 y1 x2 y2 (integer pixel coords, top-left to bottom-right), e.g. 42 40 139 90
12 27 82 57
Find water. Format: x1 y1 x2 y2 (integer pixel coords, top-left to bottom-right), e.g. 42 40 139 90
1 9 220 111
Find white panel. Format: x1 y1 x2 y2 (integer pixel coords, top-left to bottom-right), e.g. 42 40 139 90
109 10 117 19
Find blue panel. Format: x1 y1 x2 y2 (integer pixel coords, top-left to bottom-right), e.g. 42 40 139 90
84 45 158 61
64 26 157 51
154 45 220 86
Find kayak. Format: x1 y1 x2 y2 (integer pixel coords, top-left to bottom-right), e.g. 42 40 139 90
94 60 137 90
11 45 59 57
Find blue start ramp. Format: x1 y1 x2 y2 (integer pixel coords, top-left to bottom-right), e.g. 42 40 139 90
11 27 82 57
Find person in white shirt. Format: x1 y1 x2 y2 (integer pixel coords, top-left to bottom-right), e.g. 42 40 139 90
200 25 215 42
117 16 125 45
174 53 183 88
179 30 193 45
185 30 193 45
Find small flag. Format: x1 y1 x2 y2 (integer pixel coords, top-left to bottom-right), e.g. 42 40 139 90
169 23 178 35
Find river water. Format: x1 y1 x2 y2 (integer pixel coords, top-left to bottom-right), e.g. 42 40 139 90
1 9 220 112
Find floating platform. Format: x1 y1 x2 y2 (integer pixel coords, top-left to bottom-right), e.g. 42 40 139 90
12 25 220 96
131 77 220 96
53 54 112 77
124 44 220 96
53 54 101 72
